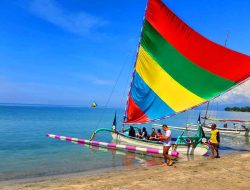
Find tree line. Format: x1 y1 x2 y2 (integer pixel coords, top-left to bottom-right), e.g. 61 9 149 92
224 106 250 112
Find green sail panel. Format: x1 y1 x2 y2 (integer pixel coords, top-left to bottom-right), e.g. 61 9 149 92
141 20 236 100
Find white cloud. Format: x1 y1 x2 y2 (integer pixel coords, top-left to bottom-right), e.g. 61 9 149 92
218 79 250 104
28 0 107 36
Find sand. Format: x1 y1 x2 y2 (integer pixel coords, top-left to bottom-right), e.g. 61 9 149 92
0 153 249 190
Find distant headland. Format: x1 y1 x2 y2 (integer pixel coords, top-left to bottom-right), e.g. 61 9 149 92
224 106 250 112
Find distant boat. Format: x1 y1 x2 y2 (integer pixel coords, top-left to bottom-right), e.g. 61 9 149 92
91 102 97 108
201 117 250 137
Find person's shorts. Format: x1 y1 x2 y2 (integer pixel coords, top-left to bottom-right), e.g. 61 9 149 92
211 143 219 148
163 142 171 147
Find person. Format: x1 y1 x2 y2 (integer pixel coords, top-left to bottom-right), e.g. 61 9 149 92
233 123 236 129
159 124 173 166
156 129 163 139
121 126 125 132
223 122 227 128
128 126 136 137
149 128 157 140
141 127 148 139
136 129 143 138
210 123 220 158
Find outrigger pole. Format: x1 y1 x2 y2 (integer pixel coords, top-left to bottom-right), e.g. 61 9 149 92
47 134 179 157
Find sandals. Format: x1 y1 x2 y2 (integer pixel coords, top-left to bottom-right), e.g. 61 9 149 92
162 163 168 167
167 160 174 166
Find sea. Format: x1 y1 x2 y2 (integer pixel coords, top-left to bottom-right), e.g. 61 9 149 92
0 104 249 181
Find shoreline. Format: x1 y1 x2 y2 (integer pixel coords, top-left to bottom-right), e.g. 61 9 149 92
0 164 133 186
1 152 249 190
0 149 210 183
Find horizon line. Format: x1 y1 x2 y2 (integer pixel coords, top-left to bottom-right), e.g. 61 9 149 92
0 102 123 109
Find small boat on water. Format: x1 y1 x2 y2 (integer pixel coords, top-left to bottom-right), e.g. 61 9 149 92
91 102 97 108
201 117 250 137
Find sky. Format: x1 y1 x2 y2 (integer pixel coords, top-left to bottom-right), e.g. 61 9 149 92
0 0 249 108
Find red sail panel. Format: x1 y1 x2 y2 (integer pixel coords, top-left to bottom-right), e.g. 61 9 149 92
126 96 149 123
146 0 250 82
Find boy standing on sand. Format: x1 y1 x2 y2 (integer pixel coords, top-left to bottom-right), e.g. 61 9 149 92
159 124 173 166
210 123 220 158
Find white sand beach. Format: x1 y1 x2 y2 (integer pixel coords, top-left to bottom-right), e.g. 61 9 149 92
1 152 249 190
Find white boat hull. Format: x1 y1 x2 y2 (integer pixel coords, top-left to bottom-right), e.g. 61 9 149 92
202 125 249 137
111 132 209 156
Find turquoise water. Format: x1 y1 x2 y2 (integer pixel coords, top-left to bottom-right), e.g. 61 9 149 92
0 105 249 181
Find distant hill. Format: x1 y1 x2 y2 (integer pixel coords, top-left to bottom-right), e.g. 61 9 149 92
224 106 250 112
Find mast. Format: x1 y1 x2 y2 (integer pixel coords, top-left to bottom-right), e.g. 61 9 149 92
224 32 229 47
203 101 210 126
203 32 230 125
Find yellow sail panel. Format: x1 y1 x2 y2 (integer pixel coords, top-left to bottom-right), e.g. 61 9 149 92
135 46 205 112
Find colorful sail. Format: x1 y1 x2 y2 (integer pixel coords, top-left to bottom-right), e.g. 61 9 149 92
124 0 250 124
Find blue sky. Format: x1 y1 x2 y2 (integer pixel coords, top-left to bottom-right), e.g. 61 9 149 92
0 0 249 107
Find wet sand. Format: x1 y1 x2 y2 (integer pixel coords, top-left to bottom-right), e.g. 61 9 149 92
0 152 249 190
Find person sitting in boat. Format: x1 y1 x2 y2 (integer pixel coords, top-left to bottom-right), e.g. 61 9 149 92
121 126 125 132
210 123 220 159
141 127 148 139
149 128 157 140
155 129 163 140
128 126 136 137
136 129 143 138
233 123 236 129
223 122 227 128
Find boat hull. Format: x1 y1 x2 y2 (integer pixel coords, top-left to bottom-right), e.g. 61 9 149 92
111 132 209 156
202 125 249 136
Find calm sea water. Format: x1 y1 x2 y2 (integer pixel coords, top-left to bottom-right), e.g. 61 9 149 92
0 105 249 181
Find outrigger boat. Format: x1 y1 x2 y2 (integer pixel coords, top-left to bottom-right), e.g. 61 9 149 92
90 123 208 156
201 117 250 137
48 0 250 157
90 0 250 156
111 127 208 156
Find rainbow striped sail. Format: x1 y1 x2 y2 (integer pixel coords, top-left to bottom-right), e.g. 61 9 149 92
124 0 250 124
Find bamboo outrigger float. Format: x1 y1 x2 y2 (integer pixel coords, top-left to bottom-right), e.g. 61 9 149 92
47 134 179 157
